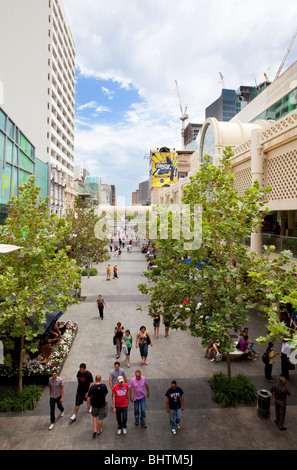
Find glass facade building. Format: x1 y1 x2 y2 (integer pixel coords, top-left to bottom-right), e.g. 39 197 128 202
0 107 48 223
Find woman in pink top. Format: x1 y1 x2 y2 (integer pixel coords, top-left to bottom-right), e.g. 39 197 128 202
240 335 257 361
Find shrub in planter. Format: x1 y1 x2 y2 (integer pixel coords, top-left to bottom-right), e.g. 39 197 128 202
208 372 256 408
81 268 98 276
0 385 44 412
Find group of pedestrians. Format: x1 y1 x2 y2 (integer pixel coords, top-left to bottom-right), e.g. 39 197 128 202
48 362 184 437
113 323 153 365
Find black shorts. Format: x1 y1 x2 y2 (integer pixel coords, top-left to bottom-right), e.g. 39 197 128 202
75 391 87 406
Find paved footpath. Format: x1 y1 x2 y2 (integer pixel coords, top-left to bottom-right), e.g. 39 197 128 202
0 246 297 453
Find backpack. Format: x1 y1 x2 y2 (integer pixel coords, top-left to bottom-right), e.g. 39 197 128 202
262 350 270 364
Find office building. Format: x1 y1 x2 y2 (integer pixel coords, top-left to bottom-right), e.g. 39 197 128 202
0 107 48 223
0 0 76 214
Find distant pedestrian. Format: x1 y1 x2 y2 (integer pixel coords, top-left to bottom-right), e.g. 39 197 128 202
281 338 291 379
136 326 153 365
106 264 112 280
165 380 184 435
113 264 118 279
264 342 279 382
123 329 133 368
112 375 129 435
163 315 170 337
129 370 150 428
270 376 291 430
48 370 64 430
109 361 127 391
153 312 160 338
70 363 93 422
97 294 106 320
114 322 125 358
87 374 108 437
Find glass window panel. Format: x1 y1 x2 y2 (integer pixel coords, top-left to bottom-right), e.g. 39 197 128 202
19 169 31 186
12 166 18 198
20 150 34 173
0 131 5 164
20 133 34 159
0 164 12 204
0 109 6 132
201 124 215 164
7 120 14 139
6 139 13 163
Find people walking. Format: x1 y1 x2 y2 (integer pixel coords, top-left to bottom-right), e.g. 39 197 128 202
123 329 133 367
153 312 160 338
112 375 129 435
165 380 184 435
70 363 93 422
135 326 153 365
270 376 291 430
129 370 150 428
113 264 118 279
114 322 125 358
109 361 127 391
87 374 108 437
280 338 291 379
48 370 64 430
106 264 112 280
97 294 106 320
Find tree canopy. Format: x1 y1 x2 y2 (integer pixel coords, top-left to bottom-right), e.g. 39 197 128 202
0 177 81 390
138 148 297 378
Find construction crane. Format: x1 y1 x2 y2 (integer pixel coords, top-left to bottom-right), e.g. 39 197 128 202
175 80 188 150
274 29 297 81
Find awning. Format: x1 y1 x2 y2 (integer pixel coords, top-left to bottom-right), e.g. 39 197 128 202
0 244 22 253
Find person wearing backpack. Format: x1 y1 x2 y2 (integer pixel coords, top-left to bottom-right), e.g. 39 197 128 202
263 342 279 382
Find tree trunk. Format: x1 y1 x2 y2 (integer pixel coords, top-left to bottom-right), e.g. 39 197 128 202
226 352 232 382
18 334 24 394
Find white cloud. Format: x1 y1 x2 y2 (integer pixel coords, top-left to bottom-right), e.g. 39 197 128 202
101 86 115 100
63 0 297 202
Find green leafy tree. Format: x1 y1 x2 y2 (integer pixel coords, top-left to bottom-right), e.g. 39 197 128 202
62 196 109 270
0 177 81 392
139 148 296 380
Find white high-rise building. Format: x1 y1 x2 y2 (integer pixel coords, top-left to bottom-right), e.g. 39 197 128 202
0 0 76 214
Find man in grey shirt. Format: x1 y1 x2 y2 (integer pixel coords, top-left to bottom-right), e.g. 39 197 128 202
49 370 64 430
109 361 127 391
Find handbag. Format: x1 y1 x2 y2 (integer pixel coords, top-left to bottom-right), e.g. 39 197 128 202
122 344 128 355
113 335 116 345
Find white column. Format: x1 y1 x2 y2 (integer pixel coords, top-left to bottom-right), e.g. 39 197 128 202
250 129 264 256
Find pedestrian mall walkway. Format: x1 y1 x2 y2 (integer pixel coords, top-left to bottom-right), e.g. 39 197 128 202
0 245 297 450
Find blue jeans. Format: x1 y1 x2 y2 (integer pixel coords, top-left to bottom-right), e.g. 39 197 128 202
50 396 64 424
139 343 148 359
169 408 181 430
134 396 146 424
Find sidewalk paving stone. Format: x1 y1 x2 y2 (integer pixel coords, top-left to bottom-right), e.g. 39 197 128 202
0 246 296 452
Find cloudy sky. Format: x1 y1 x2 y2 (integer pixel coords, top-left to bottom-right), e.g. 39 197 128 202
62 0 297 204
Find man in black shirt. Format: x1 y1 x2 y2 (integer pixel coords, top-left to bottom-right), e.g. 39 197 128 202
70 363 93 422
87 374 108 437
270 376 291 430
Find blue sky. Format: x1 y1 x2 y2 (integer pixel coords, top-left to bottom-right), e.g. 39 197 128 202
75 76 142 128
63 0 297 204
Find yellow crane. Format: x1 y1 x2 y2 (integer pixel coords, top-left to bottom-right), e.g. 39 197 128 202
175 80 188 150
274 29 297 81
